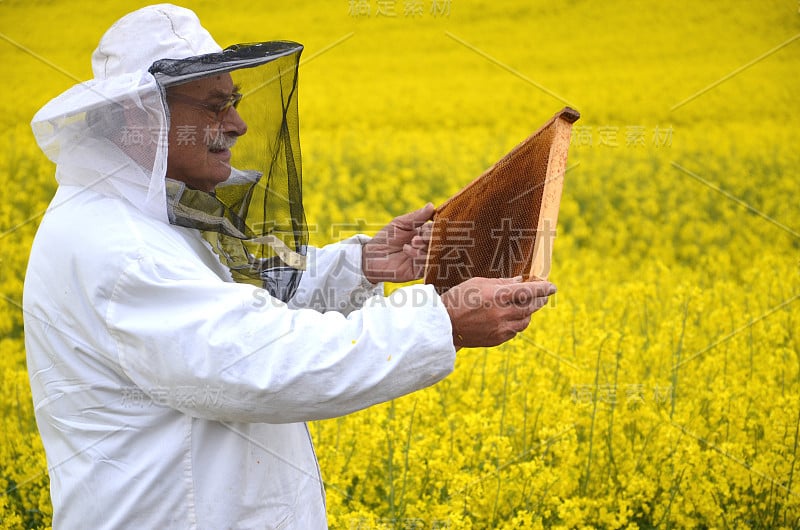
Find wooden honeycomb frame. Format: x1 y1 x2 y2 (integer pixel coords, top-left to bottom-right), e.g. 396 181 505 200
424 107 580 293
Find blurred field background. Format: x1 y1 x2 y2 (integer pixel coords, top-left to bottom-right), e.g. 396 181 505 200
1 1 799 528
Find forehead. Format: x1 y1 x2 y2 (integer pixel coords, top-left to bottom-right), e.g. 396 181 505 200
170 73 235 97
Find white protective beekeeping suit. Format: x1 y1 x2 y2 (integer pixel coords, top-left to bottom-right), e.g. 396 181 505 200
24 4 455 529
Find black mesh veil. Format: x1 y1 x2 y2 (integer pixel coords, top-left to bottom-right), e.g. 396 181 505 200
149 41 307 302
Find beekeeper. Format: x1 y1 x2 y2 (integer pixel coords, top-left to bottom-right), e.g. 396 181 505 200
23 4 556 528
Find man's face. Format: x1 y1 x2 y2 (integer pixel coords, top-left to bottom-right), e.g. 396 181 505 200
165 74 247 192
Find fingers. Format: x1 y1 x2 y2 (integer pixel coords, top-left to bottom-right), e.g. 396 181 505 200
509 281 557 304
442 277 556 348
394 203 435 230
413 202 436 225
402 242 427 262
494 313 534 344
408 212 433 254
500 295 551 322
382 204 435 249
409 222 432 250
494 281 555 335
418 221 432 242
400 217 432 252
494 280 556 306
403 242 428 279
506 314 532 334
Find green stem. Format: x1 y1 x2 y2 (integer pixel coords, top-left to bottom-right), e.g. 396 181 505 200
582 333 609 496
398 400 417 520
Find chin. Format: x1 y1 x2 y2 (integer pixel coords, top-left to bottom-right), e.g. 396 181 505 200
205 172 233 192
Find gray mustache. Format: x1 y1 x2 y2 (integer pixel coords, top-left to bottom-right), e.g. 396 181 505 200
208 132 237 152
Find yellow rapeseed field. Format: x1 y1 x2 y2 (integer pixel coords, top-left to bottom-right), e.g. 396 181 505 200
1 1 799 528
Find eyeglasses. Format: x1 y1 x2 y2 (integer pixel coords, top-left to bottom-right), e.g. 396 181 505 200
167 91 243 121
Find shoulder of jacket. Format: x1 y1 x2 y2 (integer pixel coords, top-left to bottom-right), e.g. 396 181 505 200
37 189 205 269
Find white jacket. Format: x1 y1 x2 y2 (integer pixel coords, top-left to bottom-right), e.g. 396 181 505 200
25 6 456 527
23 185 456 528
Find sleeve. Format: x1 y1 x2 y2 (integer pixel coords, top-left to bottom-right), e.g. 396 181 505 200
106 251 456 424
288 234 382 315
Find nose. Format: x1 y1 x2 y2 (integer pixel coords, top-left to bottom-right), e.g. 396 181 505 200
221 107 248 137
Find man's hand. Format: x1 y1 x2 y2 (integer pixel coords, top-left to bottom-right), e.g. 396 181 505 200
362 203 435 284
441 277 556 348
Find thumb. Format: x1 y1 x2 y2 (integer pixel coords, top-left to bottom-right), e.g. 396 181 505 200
397 202 436 228
412 202 436 223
